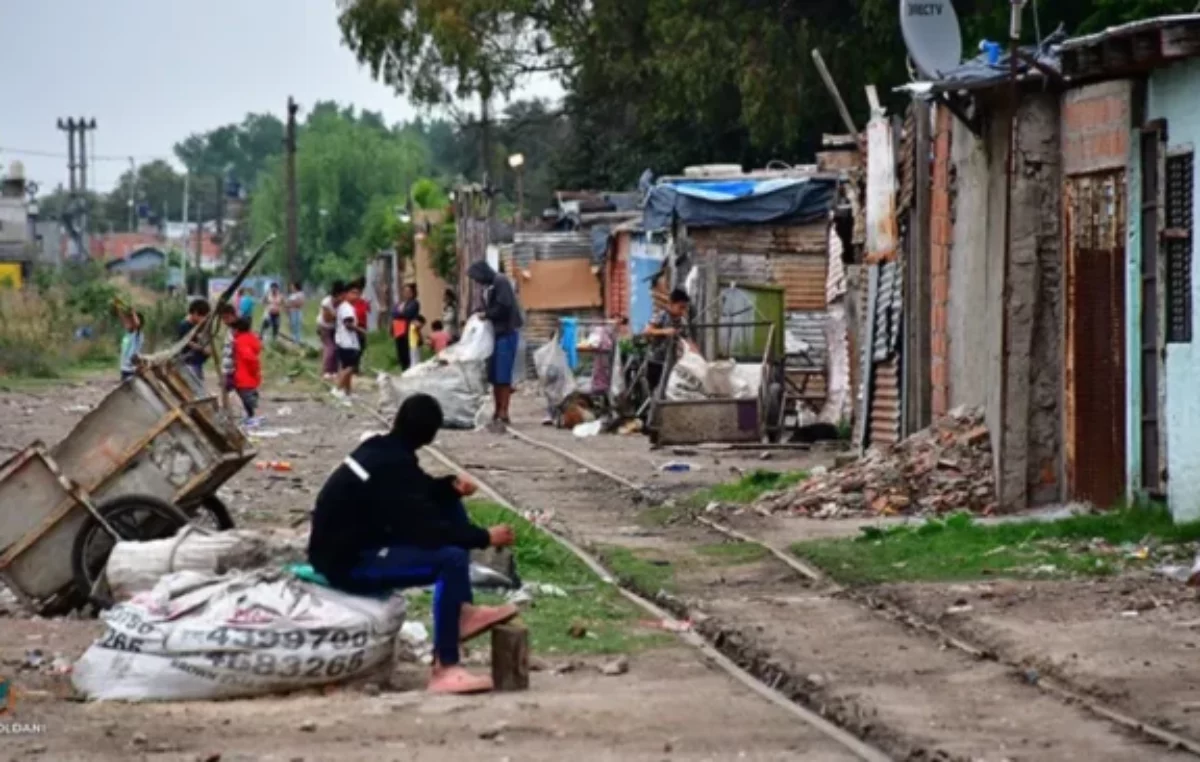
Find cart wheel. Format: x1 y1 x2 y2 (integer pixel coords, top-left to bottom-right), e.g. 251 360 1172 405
71 495 189 610
195 495 236 530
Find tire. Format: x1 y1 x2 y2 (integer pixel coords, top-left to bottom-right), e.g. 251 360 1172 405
71 494 189 610
195 495 235 530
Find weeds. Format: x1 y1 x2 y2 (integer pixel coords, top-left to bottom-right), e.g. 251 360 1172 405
464 501 671 655
0 265 186 378
690 469 809 506
793 505 1200 585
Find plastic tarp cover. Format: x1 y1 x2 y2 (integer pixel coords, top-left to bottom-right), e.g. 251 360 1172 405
643 177 837 231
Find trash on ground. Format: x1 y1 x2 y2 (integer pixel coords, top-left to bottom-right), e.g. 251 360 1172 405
72 570 406 701
399 621 430 647
256 460 294 472
601 655 630 676
572 420 603 438
276 406 293 417
659 461 696 473
507 582 568 606
755 406 994 517
248 428 302 439
641 618 693 633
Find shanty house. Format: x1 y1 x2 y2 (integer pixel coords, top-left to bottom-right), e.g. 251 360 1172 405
641 172 846 417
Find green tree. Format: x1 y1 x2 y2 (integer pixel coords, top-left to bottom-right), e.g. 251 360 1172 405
336 0 579 181
247 102 430 284
174 112 286 188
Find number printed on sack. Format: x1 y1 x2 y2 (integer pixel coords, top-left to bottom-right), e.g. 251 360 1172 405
201 626 368 651
205 649 370 679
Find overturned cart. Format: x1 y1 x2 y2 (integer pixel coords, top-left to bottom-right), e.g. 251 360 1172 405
0 361 255 614
0 236 274 614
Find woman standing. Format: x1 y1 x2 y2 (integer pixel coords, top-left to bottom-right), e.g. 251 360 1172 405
286 282 305 343
391 283 420 372
260 283 284 341
317 281 345 380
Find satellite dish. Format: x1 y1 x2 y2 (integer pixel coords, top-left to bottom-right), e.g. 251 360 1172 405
900 0 963 80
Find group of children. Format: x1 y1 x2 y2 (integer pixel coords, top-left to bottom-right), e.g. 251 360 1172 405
120 276 454 419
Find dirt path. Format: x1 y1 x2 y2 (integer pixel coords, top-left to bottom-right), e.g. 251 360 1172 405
0 376 866 762
431 393 1196 761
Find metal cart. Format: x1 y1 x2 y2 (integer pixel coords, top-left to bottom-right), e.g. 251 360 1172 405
0 237 274 614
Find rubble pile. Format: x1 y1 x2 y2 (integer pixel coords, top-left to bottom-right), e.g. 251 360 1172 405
758 407 995 518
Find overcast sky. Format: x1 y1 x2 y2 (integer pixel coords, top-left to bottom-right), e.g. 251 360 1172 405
0 0 561 195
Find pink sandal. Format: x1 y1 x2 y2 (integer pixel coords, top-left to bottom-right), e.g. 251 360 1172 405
460 603 520 642
428 665 494 694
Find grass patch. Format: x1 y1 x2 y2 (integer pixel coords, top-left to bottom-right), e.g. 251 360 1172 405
690 469 808 506
637 504 683 527
596 545 677 595
695 541 769 565
459 501 671 655
793 505 1200 586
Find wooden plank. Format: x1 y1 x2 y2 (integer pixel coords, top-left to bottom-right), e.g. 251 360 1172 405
518 259 602 311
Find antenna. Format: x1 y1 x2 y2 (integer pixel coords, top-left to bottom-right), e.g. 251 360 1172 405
899 0 963 80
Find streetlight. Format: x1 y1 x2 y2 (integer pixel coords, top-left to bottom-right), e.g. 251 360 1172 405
508 153 525 230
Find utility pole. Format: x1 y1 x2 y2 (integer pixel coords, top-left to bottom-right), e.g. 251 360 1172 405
182 172 194 281
127 157 137 232
215 175 225 265
56 119 78 194
285 96 299 286
76 118 96 195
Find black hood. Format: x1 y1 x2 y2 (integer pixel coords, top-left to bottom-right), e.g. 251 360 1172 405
467 260 497 285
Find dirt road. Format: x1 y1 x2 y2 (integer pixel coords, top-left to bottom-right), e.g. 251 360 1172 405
430 395 1200 761
0 376 865 762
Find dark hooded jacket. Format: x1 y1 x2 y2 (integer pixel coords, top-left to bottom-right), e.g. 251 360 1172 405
468 261 523 335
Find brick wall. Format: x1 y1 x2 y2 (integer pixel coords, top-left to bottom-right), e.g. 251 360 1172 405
930 106 954 417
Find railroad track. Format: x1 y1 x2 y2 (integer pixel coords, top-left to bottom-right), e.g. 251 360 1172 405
491 423 1200 760
292 363 894 762
291 346 1200 758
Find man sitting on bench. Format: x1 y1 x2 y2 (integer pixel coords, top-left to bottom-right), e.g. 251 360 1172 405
308 393 519 695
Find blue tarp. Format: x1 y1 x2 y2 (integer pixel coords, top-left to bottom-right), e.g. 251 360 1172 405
643 176 838 231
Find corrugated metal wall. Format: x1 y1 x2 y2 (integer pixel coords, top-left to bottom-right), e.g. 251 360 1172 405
513 231 593 269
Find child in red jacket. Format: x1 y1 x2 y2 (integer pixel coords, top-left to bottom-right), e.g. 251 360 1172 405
231 317 263 422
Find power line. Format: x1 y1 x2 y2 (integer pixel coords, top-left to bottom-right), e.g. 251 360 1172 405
0 146 173 163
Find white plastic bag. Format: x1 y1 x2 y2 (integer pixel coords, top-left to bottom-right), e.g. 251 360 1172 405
72 570 406 702
440 315 494 363
105 527 274 602
666 343 709 401
534 336 576 410
381 360 490 429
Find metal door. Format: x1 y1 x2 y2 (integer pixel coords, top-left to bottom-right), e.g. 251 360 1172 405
1064 172 1128 507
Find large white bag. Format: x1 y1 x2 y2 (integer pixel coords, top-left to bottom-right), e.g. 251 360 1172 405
377 315 494 428
72 570 406 702
105 527 274 602
666 343 709 401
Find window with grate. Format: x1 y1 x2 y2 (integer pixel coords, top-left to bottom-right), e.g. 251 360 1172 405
1166 151 1194 344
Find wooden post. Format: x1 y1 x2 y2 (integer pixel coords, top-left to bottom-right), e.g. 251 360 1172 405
491 621 529 692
